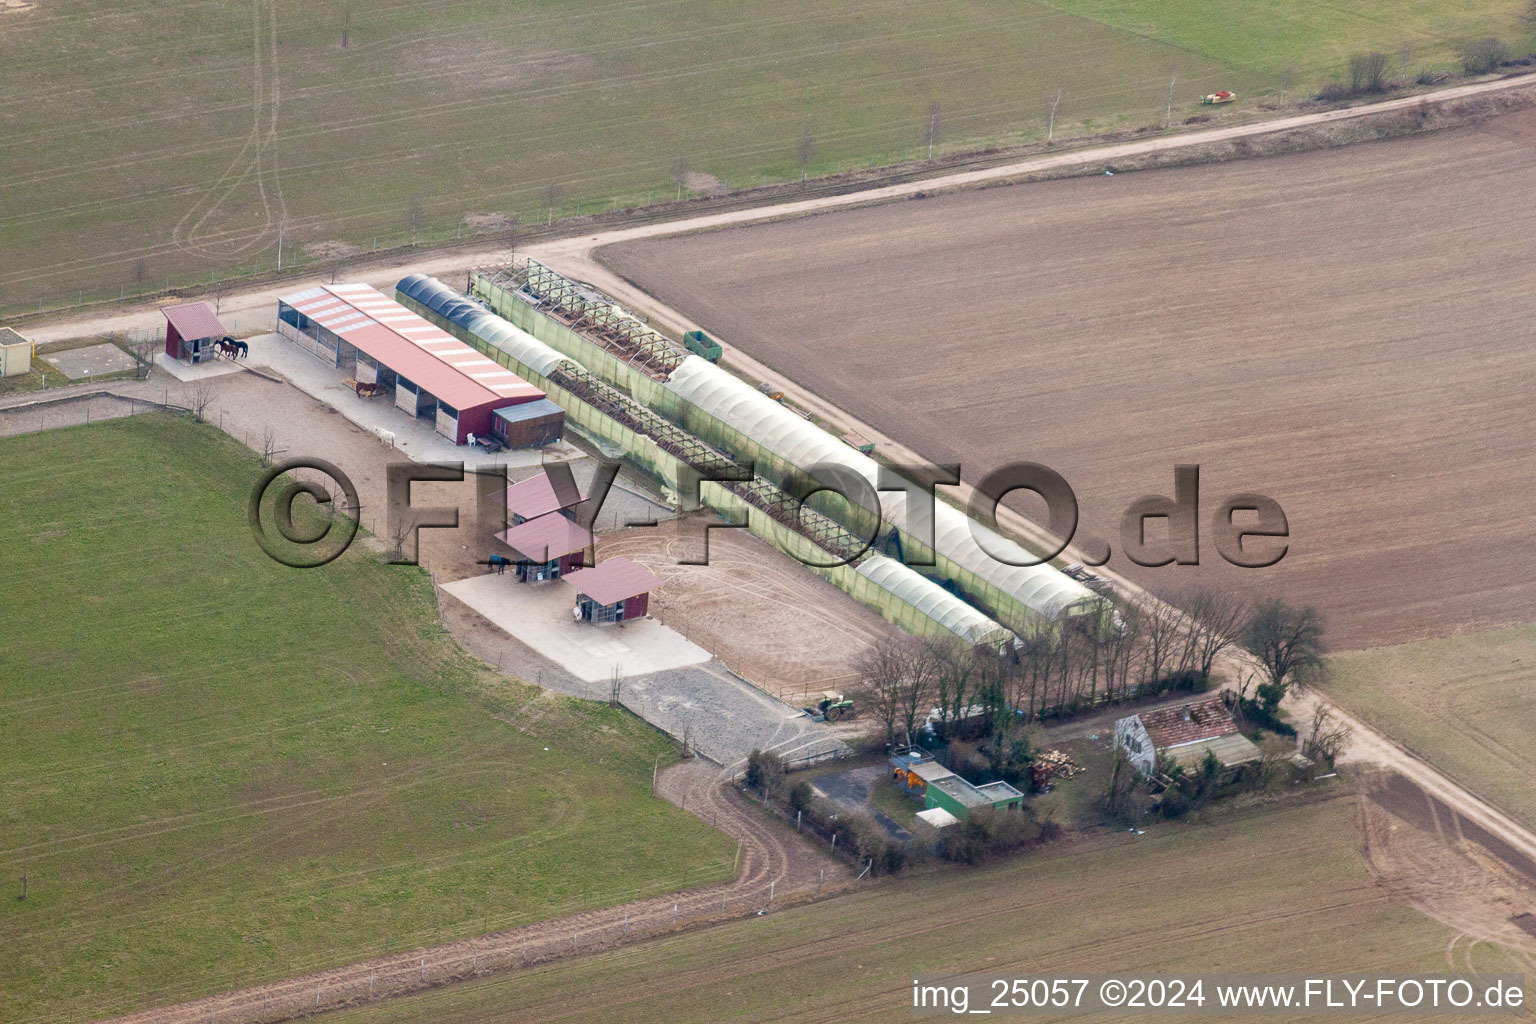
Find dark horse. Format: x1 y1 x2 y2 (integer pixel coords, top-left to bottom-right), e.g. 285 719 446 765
219 336 248 359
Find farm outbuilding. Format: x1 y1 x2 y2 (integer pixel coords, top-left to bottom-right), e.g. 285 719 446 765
501 471 586 525
890 754 1023 820
0 327 33 378
564 556 662 624
492 398 565 449
161 302 227 363
498 514 591 583
1115 698 1261 774
277 284 557 446
926 776 1024 820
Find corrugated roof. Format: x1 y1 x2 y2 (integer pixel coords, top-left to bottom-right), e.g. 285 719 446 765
280 283 543 411
563 556 662 605
493 398 565 425
1139 698 1237 749
497 514 591 562
1164 732 1263 769
665 355 1097 622
500 472 586 520
161 302 227 342
396 275 569 379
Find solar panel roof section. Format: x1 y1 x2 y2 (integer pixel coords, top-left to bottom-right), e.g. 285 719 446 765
280 284 544 410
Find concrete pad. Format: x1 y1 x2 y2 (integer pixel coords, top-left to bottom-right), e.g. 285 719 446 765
44 343 136 379
245 333 583 471
441 573 711 683
153 352 243 382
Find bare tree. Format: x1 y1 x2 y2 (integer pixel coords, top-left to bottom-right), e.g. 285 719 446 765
1397 43 1415 84
388 512 419 563
407 198 423 242
898 638 938 748
342 5 351 48
1101 604 1142 703
1164 70 1178 127
1140 600 1183 689
1046 89 1063 143
1012 620 1060 717
540 183 564 225
672 156 690 201
796 126 816 182
1180 587 1248 686
923 101 943 159
609 666 624 708
261 424 280 466
1302 703 1352 765
130 334 159 380
1278 66 1296 104
1348 51 1389 93
857 635 934 749
131 258 149 293
926 635 980 742
1242 598 1326 696
187 383 215 422
858 636 909 747
1461 37 1511 75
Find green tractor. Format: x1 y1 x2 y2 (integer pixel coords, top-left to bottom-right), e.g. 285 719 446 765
809 691 855 722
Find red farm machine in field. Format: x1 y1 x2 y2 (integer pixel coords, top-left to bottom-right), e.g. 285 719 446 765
1202 90 1236 105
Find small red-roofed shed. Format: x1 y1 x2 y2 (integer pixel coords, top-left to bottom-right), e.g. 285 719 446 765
500 471 586 524
563 556 662 624
162 302 228 363
498 514 592 583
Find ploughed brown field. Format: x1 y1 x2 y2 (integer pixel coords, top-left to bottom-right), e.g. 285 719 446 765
601 111 1536 650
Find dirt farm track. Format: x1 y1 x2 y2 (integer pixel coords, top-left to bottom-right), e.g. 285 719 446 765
602 110 1536 650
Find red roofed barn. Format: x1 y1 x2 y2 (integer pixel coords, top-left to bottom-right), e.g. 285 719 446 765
276 283 563 447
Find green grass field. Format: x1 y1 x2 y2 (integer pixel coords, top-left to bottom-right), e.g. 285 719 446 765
0 414 732 1022
1037 0 1532 79
1328 624 1536 832
314 796 1463 1023
0 0 1527 315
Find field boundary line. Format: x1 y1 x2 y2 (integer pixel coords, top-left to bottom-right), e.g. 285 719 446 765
19 71 1536 345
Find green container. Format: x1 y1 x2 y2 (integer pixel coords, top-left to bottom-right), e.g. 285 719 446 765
683 330 723 363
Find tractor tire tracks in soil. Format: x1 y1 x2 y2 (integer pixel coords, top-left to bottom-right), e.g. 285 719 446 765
101 761 849 1024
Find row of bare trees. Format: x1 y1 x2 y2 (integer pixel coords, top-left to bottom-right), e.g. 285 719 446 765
858 586 1257 750
858 587 1332 754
